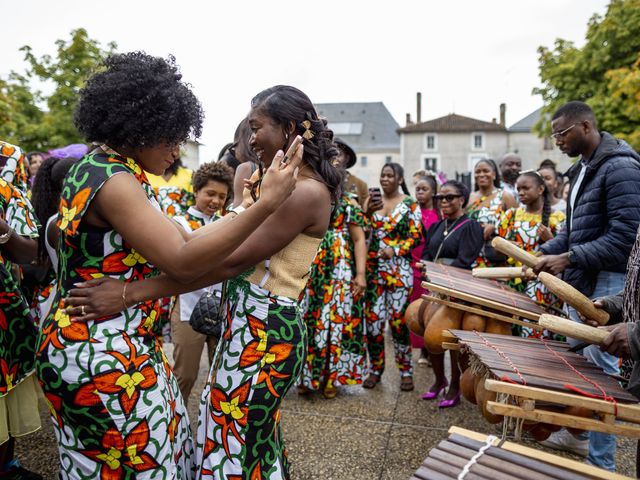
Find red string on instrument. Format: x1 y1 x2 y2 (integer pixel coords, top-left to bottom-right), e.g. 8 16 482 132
539 337 618 416
472 331 527 385
493 280 518 309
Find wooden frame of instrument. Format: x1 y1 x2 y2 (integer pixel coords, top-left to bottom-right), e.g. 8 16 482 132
424 294 544 331
422 281 542 321
447 427 633 480
484 379 640 438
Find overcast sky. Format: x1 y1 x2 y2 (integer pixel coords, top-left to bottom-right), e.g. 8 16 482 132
4 0 608 162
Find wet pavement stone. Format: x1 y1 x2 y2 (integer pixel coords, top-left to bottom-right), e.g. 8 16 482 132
15 335 637 479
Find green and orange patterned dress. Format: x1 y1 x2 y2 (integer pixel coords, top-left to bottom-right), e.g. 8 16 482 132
35 151 194 479
365 196 422 378
195 233 321 480
300 194 368 391
0 168 41 445
497 207 566 336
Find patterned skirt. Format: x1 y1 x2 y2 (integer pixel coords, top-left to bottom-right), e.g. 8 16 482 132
195 281 305 480
36 308 194 479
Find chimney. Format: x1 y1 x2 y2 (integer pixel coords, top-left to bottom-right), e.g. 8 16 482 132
416 92 422 124
492 118 497 124
499 103 506 127
406 113 413 126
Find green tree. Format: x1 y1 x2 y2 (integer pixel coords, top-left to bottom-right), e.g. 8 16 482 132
534 0 640 150
0 28 116 152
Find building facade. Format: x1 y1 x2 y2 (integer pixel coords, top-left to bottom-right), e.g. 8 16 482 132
398 107 569 180
315 102 400 187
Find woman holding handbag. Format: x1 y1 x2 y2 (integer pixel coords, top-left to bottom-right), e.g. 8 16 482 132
171 161 234 404
420 180 483 407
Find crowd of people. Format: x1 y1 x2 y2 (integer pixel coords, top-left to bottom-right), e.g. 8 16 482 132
0 50 639 479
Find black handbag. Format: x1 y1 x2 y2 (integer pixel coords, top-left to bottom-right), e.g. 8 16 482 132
188 282 226 338
481 236 508 265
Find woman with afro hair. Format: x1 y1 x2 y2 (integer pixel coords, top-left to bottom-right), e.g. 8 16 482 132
64 85 342 480
35 53 301 479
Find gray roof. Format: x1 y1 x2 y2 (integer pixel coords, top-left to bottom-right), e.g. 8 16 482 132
315 102 400 153
397 113 506 133
508 107 543 133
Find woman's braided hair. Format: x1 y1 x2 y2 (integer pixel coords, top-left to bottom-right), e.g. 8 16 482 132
250 85 343 201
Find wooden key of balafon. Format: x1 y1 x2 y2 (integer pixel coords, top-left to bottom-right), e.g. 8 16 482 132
538 272 610 325
491 237 540 268
472 266 534 280
539 314 609 345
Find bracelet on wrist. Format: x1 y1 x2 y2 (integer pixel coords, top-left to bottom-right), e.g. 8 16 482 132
122 283 129 310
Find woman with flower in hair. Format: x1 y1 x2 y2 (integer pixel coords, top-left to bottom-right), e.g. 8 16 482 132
64 84 341 479
35 54 300 480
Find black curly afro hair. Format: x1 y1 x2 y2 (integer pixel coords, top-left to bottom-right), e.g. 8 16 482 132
74 52 204 149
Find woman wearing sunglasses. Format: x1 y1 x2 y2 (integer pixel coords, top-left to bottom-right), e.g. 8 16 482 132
420 180 483 407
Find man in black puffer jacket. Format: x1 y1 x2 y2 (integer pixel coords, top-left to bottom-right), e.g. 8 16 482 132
533 101 640 472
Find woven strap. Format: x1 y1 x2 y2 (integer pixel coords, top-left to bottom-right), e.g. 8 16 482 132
458 435 497 479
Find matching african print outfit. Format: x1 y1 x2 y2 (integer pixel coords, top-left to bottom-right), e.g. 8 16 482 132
467 188 507 268
195 233 321 480
365 197 422 378
35 152 194 479
300 194 368 391
498 207 566 337
0 141 41 445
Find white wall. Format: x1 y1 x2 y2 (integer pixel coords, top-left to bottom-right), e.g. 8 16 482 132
508 132 571 172
181 140 200 171
400 130 575 179
401 131 509 180
349 150 401 187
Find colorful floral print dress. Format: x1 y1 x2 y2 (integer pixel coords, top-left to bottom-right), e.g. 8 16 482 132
195 233 321 480
365 196 422 378
467 188 507 268
35 152 194 479
0 141 29 193
497 207 566 337
0 173 41 444
299 194 368 391
147 167 195 218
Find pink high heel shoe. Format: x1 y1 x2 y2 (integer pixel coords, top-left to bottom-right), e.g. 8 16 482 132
438 392 461 408
421 383 448 400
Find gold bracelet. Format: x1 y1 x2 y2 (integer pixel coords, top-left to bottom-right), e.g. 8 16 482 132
122 283 128 311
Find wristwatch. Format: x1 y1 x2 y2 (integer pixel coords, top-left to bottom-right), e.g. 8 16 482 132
567 249 577 265
0 227 12 244
228 205 246 217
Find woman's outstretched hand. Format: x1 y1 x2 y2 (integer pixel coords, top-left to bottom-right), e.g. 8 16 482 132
65 277 128 322
259 137 304 211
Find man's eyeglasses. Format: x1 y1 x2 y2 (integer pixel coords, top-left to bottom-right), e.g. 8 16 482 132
434 194 462 202
551 123 577 140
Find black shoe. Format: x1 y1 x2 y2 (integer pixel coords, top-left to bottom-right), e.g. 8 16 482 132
0 464 43 480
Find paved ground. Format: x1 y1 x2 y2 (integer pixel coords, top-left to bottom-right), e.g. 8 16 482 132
16 335 637 479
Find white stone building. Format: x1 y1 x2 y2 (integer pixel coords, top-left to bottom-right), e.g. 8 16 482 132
398 105 570 181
